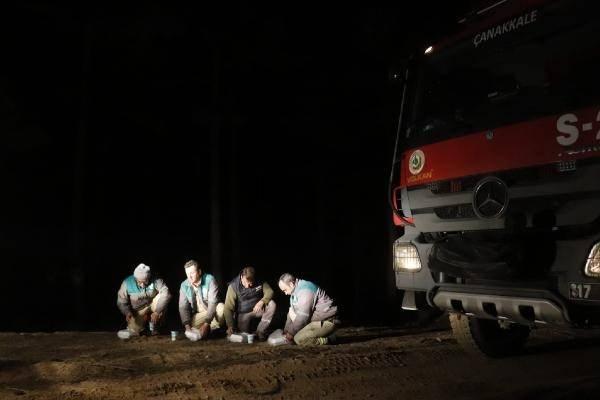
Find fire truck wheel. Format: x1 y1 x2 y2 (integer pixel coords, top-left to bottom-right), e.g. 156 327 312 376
449 313 529 358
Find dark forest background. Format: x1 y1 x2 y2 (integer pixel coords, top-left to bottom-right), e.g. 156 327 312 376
0 4 469 331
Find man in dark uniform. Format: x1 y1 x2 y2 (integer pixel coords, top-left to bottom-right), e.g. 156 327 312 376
223 266 277 341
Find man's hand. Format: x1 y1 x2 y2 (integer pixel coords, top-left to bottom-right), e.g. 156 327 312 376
141 311 151 322
226 327 234 336
284 332 294 342
125 313 133 322
198 322 211 339
185 324 192 332
150 312 161 324
253 300 265 313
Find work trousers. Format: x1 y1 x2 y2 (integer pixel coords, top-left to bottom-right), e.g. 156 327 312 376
294 319 338 346
236 300 276 335
191 303 226 330
128 294 164 333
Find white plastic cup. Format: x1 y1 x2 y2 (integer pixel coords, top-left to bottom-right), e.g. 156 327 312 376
149 322 155 332
247 334 255 344
171 330 178 341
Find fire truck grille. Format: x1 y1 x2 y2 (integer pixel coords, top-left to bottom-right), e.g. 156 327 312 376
434 204 476 219
428 177 478 194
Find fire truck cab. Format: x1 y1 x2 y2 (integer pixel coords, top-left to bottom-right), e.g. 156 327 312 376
390 0 600 356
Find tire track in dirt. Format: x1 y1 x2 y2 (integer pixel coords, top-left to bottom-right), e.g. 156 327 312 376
186 347 408 398
301 351 407 379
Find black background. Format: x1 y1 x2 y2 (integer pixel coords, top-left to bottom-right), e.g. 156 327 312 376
0 4 469 331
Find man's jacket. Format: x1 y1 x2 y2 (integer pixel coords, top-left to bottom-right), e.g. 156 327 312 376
179 273 219 325
223 274 274 328
116 275 171 316
284 279 337 335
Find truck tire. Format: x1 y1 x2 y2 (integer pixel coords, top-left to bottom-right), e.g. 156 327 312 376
449 313 530 357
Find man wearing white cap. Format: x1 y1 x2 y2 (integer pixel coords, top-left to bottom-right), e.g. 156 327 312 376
117 263 171 339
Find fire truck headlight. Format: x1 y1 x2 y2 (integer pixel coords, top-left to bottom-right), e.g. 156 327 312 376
393 241 422 272
584 243 600 278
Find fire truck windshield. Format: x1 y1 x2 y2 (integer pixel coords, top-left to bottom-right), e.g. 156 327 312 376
405 5 600 145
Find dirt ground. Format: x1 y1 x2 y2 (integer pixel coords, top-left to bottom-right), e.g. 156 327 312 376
2 322 600 400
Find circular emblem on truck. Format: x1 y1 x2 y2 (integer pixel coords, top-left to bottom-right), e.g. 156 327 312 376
472 177 509 219
408 150 425 175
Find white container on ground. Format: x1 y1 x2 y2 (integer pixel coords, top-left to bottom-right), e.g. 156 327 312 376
267 329 290 346
228 333 244 343
227 333 256 344
117 329 132 340
185 328 202 341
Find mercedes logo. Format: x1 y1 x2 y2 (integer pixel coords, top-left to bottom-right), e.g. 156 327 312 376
472 177 509 219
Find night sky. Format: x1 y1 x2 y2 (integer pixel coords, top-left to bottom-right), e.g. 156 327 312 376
1 4 469 331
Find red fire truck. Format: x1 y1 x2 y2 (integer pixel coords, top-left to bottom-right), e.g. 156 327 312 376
390 0 600 356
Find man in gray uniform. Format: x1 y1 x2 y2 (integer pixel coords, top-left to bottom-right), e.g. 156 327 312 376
179 259 225 340
116 263 171 338
278 273 339 346
224 266 276 341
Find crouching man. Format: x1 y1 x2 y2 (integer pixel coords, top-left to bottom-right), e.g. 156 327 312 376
278 273 339 346
116 263 171 338
179 260 225 340
224 266 276 341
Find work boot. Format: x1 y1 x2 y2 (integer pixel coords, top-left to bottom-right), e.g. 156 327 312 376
314 333 337 346
315 337 328 345
327 333 338 345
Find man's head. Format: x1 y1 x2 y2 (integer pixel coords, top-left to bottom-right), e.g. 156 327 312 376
240 266 256 288
134 263 151 286
278 273 296 295
184 259 202 285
